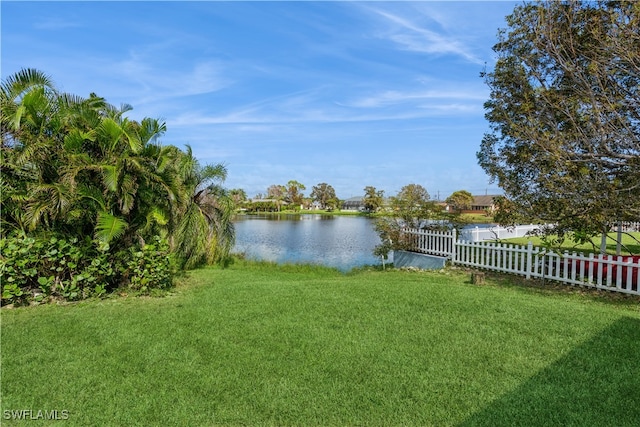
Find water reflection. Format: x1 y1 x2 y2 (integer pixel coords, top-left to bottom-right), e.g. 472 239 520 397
233 215 382 271
240 213 336 221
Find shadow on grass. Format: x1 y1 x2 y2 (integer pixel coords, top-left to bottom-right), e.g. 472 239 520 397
606 243 640 256
459 317 640 427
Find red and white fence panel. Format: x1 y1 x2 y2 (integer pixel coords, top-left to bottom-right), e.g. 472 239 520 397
452 241 640 295
401 229 640 296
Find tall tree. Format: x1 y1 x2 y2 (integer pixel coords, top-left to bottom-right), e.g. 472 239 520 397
1 69 59 233
446 190 474 213
0 69 125 239
478 1 640 246
285 180 306 206
229 188 247 206
373 183 440 257
390 184 433 228
310 183 338 210
267 184 286 211
363 186 384 213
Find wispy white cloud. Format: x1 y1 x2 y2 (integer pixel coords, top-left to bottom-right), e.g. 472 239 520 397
364 6 484 64
342 87 486 109
417 103 479 114
3 0 507 198
170 102 473 128
33 17 83 30
106 49 233 105
168 74 487 128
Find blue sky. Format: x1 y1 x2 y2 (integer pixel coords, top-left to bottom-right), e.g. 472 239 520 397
2 1 517 200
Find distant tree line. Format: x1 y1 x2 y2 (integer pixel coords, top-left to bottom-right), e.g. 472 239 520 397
234 181 341 212
232 181 482 216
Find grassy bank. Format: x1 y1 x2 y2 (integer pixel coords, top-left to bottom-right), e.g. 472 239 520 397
2 261 639 426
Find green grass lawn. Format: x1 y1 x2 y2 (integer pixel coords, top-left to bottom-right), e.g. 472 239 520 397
460 213 495 224
2 261 640 426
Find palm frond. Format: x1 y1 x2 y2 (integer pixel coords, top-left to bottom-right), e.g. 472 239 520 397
63 128 95 152
7 105 26 131
95 211 128 244
148 206 169 226
1 68 55 102
139 117 167 145
97 117 124 152
119 117 143 153
77 185 106 211
119 173 138 214
201 163 228 182
120 103 133 114
101 165 119 192
57 92 87 110
24 199 50 231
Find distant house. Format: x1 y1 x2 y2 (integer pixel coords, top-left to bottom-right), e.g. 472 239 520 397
434 201 449 212
342 196 365 211
470 195 499 213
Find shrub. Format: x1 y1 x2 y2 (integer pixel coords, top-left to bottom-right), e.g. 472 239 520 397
0 233 174 305
120 236 174 294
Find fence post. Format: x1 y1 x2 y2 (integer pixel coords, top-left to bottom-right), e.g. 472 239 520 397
526 241 533 280
616 221 622 256
451 228 457 265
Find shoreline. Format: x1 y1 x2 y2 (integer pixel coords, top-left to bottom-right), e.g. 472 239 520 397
235 210 495 223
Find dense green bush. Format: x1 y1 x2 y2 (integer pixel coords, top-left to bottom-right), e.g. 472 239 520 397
121 236 174 293
0 233 174 305
243 200 281 212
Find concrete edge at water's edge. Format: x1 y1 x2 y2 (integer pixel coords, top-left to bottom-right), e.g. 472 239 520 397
392 250 448 270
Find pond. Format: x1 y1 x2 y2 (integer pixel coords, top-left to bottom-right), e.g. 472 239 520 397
232 214 383 271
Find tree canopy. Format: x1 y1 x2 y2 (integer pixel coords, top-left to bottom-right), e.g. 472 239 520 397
310 183 338 210
389 184 433 228
446 190 474 213
363 186 385 213
373 184 472 259
285 180 306 205
478 1 640 241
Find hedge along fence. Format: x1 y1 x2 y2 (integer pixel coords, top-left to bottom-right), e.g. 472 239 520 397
402 228 640 296
0 233 173 306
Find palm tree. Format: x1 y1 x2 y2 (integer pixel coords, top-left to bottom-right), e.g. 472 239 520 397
229 188 248 206
1 68 56 145
1 68 75 235
2 68 235 269
172 147 235 269
363 186 384 213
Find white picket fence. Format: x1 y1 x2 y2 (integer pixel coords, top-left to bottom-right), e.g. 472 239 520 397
620 222 640 232
458 222 640 242
402 228 457 257
459 224 542 242
401 228 640 296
